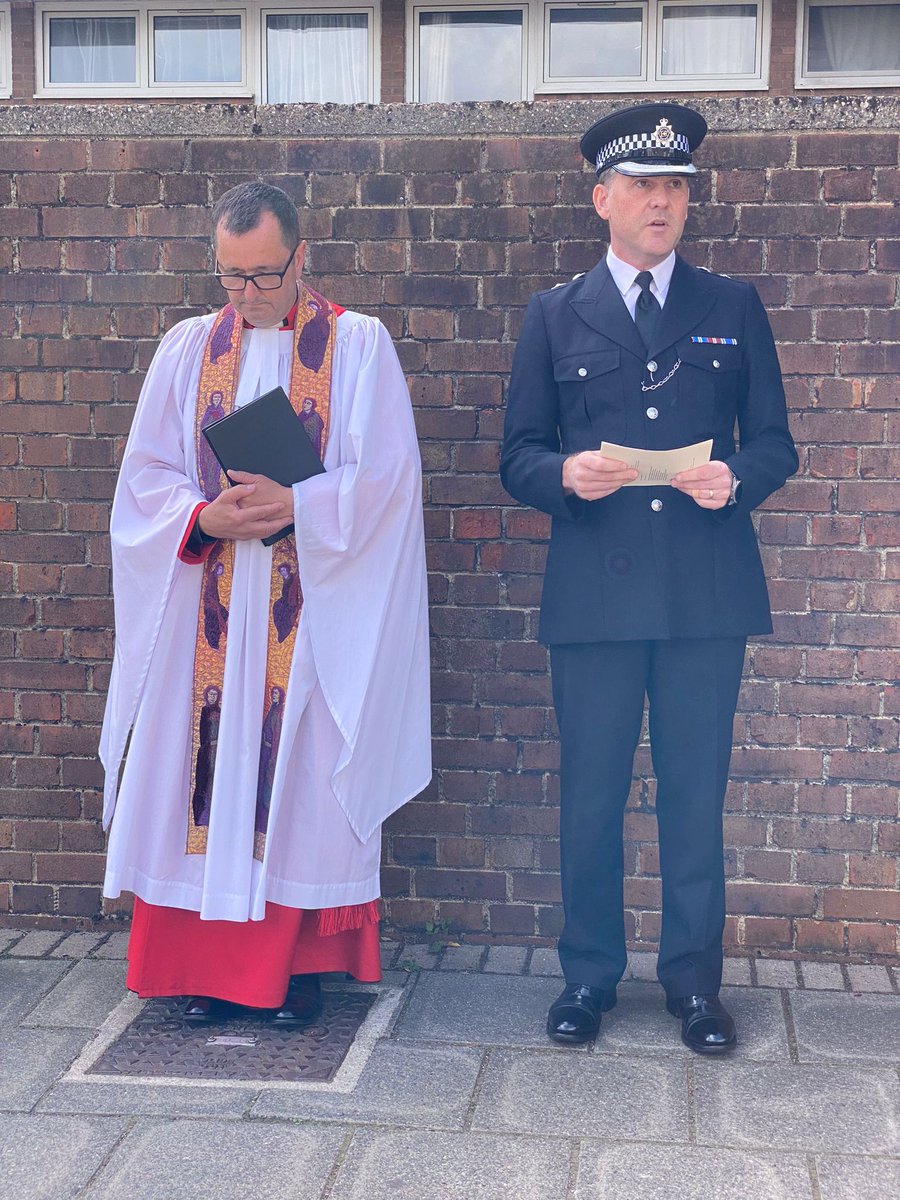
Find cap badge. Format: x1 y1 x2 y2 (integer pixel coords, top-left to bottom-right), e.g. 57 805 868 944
653 118 675 145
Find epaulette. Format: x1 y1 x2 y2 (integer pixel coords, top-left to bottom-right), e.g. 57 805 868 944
699 266 731 278
551 272 586 290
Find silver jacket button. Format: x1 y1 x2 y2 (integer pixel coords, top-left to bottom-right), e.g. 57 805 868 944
646 360 658 373
713 359 720 368
646 406 658 420
578 367 588 377
651 498 663 512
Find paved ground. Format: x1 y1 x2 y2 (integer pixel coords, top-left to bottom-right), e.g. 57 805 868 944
0 927 898 1200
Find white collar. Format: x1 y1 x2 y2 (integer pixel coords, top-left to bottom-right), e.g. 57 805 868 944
606 249 676 305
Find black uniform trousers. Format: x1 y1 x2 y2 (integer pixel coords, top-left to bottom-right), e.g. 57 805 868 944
550 635 746 1000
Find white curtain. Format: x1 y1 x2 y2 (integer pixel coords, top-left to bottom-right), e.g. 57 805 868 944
662 5 757 76
418 12 523 102
267 15 368 103
49 17 135 84
815 4 900 71
154 16 242 84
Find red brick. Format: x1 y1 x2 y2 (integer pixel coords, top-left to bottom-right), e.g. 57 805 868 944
796 133 897 167
823 889 900 921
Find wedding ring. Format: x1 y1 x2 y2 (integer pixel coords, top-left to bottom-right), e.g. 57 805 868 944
707 489 714 498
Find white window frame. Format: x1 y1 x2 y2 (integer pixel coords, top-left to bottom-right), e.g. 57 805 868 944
407 0 770 98
260 4 380 104
795 0 900 88
34 1 380 101
539 0 770 93
407 2 531 101
0 3 12 100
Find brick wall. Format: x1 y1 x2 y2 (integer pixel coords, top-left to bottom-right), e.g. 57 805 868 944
0 100 898 961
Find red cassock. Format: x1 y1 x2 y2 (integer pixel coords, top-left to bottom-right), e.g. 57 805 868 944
127 898 382 1007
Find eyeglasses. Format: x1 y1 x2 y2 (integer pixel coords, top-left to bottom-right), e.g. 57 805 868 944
214 243 299 292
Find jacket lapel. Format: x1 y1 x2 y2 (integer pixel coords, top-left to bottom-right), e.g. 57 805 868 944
648 256 717 356
569 259 646 360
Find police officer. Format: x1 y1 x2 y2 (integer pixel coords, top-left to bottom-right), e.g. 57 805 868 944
500 103 797 1053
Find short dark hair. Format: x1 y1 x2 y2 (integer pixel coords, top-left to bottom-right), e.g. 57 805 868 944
211 182 300 250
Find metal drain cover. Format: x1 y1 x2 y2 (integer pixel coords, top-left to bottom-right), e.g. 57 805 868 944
89 992 377 1083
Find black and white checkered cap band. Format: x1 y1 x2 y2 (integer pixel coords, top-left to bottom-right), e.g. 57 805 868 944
596 131 691 172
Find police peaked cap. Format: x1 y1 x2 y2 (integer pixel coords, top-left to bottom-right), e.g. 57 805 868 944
580 102 708 177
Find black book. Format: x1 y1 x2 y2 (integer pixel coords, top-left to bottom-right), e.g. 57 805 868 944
202 385 325 546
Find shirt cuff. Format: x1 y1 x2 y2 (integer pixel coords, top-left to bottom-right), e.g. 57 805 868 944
178 502 218 564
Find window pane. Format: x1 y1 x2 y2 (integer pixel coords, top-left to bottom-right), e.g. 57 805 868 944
548 9 643 78
267 14 369 102
48 17 136 84
661 5 757 76
419 11 523 101
807 3 900 72
154 15 242 84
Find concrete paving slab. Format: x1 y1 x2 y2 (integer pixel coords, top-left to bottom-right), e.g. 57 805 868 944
0 1114 126 1200
50 933 107 959
694 1061 900 1154
722 957 753 986
252 1041 483 1128
0 959 69 1026
801 962 846 991
594 982 790 1063
575 1143 813 1200
395 972 565 1047
9 931 65 957
379 942 399 971
816 1155 900 1200
528 948 563 977
91 934 130 960
847 965 894 994
82 1118 346 1200
484 945 529 974
395 944 438 971
0 1028 91 1111
789 991 900 1064
37 1080 259 1119
22 960 128 1029
328 1129 571 1200
626 951 659 981
756 959 800 988
439 944 485 971
0 930 25 954
473 1048 688 1141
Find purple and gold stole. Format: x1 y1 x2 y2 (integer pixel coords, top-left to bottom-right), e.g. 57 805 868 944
186 285 336 861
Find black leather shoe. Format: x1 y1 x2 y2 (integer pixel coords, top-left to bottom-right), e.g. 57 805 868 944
547 984 616 1045
666 993 737 1054
272 973 322 1028
183 996 218 1025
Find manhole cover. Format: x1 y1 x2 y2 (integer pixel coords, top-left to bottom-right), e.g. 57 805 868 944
88 992 377 1083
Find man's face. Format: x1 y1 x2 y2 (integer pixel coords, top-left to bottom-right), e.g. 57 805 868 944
214 210 306 328
592 172 689 271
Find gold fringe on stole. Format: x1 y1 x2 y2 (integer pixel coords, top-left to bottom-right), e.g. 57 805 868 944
316 900 382 937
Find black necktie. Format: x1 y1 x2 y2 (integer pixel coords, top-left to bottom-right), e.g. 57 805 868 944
634 271 661 349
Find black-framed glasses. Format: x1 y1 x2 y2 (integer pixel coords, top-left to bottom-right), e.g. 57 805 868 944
214 243 299 292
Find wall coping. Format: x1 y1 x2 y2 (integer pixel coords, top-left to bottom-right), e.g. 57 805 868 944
1 96 899 138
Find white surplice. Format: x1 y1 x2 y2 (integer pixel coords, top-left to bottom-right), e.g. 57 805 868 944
100 310 432 921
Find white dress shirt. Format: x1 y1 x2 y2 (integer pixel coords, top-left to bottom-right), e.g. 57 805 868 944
606 249 676 320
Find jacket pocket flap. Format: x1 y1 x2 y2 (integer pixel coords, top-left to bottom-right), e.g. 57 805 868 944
678 342 741 372
553 348 620 383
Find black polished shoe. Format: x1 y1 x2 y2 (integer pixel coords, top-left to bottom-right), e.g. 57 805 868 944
666 993 737 1054
547 984 616 1045
272 973 323 1029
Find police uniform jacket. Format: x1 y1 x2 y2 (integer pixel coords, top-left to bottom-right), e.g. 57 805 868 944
500 254 798 645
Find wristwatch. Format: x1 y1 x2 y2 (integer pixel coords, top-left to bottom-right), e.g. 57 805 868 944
727 471 742 506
